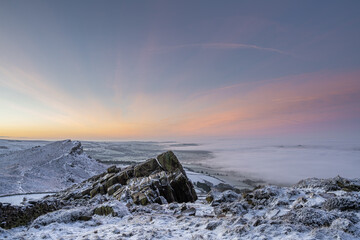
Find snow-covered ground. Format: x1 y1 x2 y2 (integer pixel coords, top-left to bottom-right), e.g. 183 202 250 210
1 177 360 240
0 140 106 195
0 139 360 239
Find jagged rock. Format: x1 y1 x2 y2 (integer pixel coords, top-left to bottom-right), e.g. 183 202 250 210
105 170 131 189
295 176 360 192
242 186 285 207
206 193 214 203
331 218 354 232
169 170 197 203
213 183 242 193
107 183 122 196
30 207 92 227
133 158 162 177
90 185 101 198
323 197 360 211
59 151 197 206
252 186 281 203
281 207 336 227
181 207 196 216
69 140 84 155
214 202 248 216
206 220 222 230
195 181 212 192
157 151 186 175
81 187 92 197
180 203 187 211
168 202 179 210
0 199 63 229
93 206 114 216
107 165 121 174
206 190 239 206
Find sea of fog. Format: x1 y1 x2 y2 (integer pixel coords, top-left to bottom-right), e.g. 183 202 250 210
80 138 360 185
175 138 360 185
1 138 359 186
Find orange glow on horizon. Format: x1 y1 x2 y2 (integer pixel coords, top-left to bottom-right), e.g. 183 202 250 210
1 67 360 140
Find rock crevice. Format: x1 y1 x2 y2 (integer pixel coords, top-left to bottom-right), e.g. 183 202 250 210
60 150 197 205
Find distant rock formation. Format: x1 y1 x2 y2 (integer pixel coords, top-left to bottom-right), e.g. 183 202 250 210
0 140 106 195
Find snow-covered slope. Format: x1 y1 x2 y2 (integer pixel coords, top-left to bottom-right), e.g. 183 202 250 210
0 139 48 155
1 144 360 239
1 176 360 240
0 140 106 195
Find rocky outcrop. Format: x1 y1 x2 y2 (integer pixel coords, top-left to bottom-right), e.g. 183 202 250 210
0 151 196 229
206 190 240 206
323 196 360 211
0 199 63 229
295 175 360 192
59 151 197 205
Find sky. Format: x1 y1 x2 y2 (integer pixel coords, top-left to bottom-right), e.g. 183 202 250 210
0 0 360 140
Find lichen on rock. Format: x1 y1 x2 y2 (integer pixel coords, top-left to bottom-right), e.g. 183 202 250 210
59 151 197 206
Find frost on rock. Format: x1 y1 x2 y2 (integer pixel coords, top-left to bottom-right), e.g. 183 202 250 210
30 201 129 228
206 189 240 206
0 140 106 195
0 198 63 229
0 150 196 229
30 207 92 227
331 218 354 232
295 175 360 192
200 176 360 239
323 196 360 211
281 207 336 227
206 220 222 230
93 201 129 217
58 150 197 206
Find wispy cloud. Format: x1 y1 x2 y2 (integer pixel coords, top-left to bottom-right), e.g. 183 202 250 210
150 42 290 55
1 63 359 139
166 70 360 137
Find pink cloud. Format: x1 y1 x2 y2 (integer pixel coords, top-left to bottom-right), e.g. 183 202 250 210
149 42 290 55
166 70 360 137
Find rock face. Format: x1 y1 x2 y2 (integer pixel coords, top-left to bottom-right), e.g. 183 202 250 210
0 199 63 229
60 151 197 205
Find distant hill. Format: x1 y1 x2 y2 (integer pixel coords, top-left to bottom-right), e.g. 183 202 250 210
0 140 106 195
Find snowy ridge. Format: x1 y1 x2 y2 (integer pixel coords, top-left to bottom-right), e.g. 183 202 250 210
0 140 106 195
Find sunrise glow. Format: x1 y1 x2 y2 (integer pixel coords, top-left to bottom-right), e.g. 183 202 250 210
0 1 359 140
